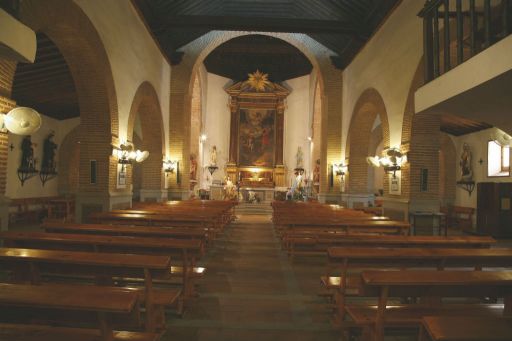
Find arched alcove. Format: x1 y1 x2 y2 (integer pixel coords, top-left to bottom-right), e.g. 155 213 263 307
127 81 165 202
346 88 390 205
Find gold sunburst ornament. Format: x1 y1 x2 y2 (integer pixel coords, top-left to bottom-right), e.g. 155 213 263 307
245 70 272 91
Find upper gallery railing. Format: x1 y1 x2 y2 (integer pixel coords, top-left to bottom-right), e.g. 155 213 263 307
418 0 511 83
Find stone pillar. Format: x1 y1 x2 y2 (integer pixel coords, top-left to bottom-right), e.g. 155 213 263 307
0 96 15 230
228 98 238 165
274 99 286 187
275 99 285 166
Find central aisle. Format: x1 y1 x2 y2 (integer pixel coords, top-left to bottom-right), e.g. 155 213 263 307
167 214 339 341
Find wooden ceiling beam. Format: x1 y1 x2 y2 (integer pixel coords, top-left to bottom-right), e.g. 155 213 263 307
160 15 361 35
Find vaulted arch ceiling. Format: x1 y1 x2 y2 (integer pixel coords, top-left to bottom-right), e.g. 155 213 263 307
133 0 401 69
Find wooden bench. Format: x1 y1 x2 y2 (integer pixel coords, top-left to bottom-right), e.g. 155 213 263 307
419 316 512 341
0 231 203 300
287 234 495 259
346 270 512 341
446 205 475 230
326 247 512 322
0 283 159 341
0 247 179 331
8 196 61 224
41 221 211 245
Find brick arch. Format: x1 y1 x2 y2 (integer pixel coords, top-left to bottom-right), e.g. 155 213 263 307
58 125 80 195
346 88 390 194
439 133 456 206
169 31 342 198
18 0 118 194
127 81 165 192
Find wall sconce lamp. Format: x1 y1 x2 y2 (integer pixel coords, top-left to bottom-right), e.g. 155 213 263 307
333 163 348 180
200 134 207 143
367 148 407 178
113 144 149 170
163 159 178 174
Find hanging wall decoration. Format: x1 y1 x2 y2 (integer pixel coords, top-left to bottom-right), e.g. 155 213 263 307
18 135 38 186
39 131 58 186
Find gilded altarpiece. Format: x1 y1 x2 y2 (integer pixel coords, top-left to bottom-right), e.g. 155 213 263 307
225 71 289 187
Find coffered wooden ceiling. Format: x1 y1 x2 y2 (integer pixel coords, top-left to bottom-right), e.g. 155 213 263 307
133 0 401 75
12 33 79 120
441 114 493 136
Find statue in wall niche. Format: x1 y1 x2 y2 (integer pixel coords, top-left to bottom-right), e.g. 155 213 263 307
296 146 304 169
41 132 58 172
313 159 320 185
20 135 36 170
190 154 197 181
210 145 217 166
459 142 473 181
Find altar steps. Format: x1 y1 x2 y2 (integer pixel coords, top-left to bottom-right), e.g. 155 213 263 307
235 203 273 216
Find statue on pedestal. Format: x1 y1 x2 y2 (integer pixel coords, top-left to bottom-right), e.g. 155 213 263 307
459 142 473 181
210 145 217 166
296 146 304 169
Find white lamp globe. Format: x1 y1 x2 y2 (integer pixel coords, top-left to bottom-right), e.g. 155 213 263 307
4 107 42 135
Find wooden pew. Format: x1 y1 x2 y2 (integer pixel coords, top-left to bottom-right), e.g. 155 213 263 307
0 231 203 300
287 234 495 259
0 247 178 331
0 283 159 341
326 247 512 322
419 316 512 341
40 222 209 290
347 270 512 341
41 221 211 245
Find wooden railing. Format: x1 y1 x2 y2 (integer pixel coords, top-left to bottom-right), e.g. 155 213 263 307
419 0 511 82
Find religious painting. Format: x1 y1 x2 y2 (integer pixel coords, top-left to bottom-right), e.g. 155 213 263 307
238 108 275 167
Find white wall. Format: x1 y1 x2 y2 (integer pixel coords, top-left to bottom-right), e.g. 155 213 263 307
342 1 425 155
283 75 312 185
453 128 512 210
6 115 80 198
74 0 170 149
201 73 231 184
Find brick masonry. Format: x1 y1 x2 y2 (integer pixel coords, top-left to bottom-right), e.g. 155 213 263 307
168 31 343 198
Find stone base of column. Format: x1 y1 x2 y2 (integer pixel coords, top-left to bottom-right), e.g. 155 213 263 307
139 189 167 203
381 196 410 221
341 193 375 208
274 165 286 187
318 191 341 204
75 191 132 223
168 189 191 200
0 195 11 231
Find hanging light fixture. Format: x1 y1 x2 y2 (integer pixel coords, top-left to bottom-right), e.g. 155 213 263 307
1 107 42 135
163 159 178 175
113 144 149 170
333 163 348 180
367 148 407 178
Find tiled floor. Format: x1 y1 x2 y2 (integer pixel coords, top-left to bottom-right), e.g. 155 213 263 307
163 214 341 341
8 217 510 340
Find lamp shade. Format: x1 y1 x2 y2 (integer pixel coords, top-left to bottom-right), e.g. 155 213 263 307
135 150 149 163
4 107 42 135
366 156 380 168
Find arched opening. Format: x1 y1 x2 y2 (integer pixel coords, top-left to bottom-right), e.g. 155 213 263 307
168 31 340 201
58 126 80 195
439 133 457 207
127 81 165 203
0 0 121 221
311 81 322 197
5 32 81 199
346 88 390 207
368 122 385 198
189 73 202 197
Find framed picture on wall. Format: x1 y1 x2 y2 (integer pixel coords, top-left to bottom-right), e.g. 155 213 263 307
238 108 276 167
117 166 126 188
389 173 401 195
